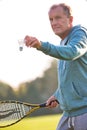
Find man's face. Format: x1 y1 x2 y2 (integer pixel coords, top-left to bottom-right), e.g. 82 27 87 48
49 6 73 39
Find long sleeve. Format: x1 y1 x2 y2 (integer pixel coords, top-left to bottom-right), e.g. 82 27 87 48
39 29 87 61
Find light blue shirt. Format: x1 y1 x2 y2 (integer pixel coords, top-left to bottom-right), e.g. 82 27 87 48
39 25 87 117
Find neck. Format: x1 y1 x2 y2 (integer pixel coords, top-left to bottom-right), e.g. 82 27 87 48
60 26 73 40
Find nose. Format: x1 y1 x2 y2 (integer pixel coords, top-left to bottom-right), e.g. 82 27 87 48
51 19 58 26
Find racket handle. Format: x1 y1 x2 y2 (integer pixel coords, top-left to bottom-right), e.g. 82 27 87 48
40 99 59 108
40 103 47 107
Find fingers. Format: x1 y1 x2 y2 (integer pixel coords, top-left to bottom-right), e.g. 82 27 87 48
48 100 58 108
24 35 41 48
46 96 59 108
24 36 35 47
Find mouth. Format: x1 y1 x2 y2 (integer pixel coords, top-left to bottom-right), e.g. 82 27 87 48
53 27 61 31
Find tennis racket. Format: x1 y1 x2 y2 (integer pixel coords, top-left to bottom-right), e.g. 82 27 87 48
0 100 58 128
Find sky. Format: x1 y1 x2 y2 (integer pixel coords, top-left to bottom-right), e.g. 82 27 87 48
0 0 87 89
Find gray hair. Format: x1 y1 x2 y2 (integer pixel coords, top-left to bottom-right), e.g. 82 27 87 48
48 3 73 18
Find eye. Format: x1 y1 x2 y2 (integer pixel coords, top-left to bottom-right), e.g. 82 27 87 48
55 16 61 20
49 18 53 22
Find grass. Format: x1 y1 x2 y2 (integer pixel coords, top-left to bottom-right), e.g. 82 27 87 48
0 114 62 130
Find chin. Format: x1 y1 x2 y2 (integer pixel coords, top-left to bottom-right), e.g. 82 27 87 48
55 32 61 36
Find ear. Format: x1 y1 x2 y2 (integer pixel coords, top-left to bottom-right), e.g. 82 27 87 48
69 16 73 23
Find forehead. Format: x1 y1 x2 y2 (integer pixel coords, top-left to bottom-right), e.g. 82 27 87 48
49 6 65 17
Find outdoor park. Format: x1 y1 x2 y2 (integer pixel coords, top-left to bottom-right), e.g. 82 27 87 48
0 0 87 130
0 115 62 130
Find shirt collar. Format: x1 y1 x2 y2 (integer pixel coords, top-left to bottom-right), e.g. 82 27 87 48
60 36 68 45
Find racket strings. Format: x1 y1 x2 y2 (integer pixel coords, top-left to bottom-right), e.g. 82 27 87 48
0 101 42 127
0 103 31 127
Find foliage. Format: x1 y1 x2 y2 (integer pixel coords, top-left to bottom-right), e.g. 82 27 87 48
18 60 58 101
0 60 62 115
0 82 16 100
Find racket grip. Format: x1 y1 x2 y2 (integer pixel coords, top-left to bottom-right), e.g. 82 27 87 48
40 103 46 107
40 99 59 108
49 99 59 105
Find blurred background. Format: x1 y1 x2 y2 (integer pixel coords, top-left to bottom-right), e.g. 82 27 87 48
0 0 87 116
